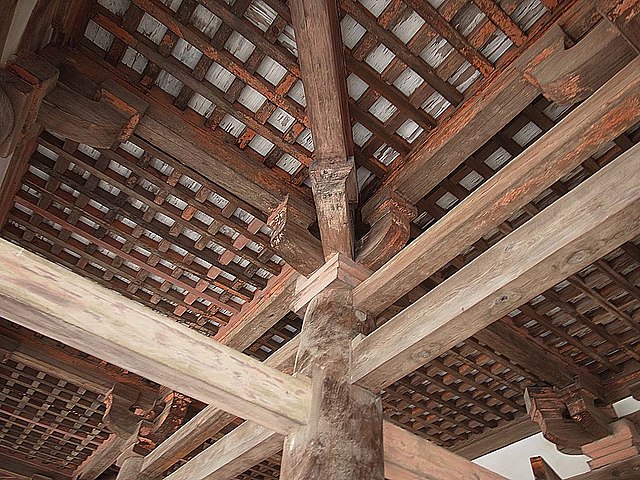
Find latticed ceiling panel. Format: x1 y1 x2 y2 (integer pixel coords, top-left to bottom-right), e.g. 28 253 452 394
2 130 286 334
0 359 111 473
81 0 550 193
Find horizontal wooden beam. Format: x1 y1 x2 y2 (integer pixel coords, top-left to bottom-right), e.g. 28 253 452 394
162 419 509 480
140 337 300 478
351 140 640 391
354 54 640 317
0 239 310 434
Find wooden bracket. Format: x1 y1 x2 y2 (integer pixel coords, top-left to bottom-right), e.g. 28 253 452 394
525 381 615 454
356 187 416 270
582 419 640 470
522 20 636 105
103 383 148 439
292 252 370 314
267 195 324 276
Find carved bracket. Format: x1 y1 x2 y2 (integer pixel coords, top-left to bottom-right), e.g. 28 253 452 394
525 381 615 454
356 187 417 270
582 419 640 470
268 194 324 276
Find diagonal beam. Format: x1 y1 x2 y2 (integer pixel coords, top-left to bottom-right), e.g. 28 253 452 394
161 418 509 480
289 0 357 259
351 140 640 391
0 239 310 434
354 54 640 317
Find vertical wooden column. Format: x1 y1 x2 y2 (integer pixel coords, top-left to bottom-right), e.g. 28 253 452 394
281 258 384 479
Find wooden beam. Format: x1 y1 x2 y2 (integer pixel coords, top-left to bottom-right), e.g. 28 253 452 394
289 0 356 259
160 418 510 480
139 337 300 478
0 452 70 480
362 8 636 215
354 54 640 317
530 457 562 480
382 421 508 480
0 238 310 434
351 140 640 391
566 456 640 480
162 421 283 480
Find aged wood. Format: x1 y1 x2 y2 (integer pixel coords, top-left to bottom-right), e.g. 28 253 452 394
0 238 311 434
363 10 635 212
525 384 614 454
0 452 70 480
354 54 640 318
383 421 508 480
115 446 145 480
267 196 324 276
280 287 385 480
567 456 640 480
139 338 300 478
351 141 640 391
164 421 282 480
289 0 356 259
525 21 636 104
582 419 640 470
74 435 133 480
530 457 562 480
356 187 417 270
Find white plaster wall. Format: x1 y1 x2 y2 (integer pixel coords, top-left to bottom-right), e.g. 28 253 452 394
472 397 640 479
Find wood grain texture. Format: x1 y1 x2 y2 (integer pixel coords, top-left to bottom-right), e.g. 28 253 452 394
281 287 385 480
0 238 311 434
354 54 640 317
351 141 640 391
289 0 356 259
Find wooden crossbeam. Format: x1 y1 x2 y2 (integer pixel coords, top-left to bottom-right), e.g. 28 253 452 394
161 418 509 480
351 140 640 391
0 239 310 435
354 54 640 317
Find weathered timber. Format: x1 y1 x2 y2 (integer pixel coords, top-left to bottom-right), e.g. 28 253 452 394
139 337 300 478
525 20 636 104
0 452 71 480
363 13 637 210
163 421 282 480
38 81 147 148
0 238 311 435
530 457 563 480
74 435 132 480
382 422 508 480
354 54 640 318
356 187 417 270
582 419 640 470
351 141 640 391
289 0 357 259
280 286 384 480
115 445 145 480
525 383 615 454
267 196 324 276
42 45 318 245
565 456 640 480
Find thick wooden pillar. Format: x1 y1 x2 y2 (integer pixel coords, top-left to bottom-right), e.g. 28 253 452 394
280 285 384 479
116 445 146 480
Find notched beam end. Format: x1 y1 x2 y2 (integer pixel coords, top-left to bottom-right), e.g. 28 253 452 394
356 187 417 270
268 194 324 276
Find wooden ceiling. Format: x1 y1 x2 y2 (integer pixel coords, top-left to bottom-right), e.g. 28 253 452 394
0 0 639 478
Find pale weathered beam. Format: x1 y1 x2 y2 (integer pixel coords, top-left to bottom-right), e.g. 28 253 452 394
289 0 357 259
383 421 508 480
0 239 310 434
351 141 640 391
354 54 640 317
139 337 300 478
161 418 509 480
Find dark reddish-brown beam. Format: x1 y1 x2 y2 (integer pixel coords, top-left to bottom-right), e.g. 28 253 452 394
0 451 72 480
289 0 357 259
471 0 527 47
43 45 317 227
